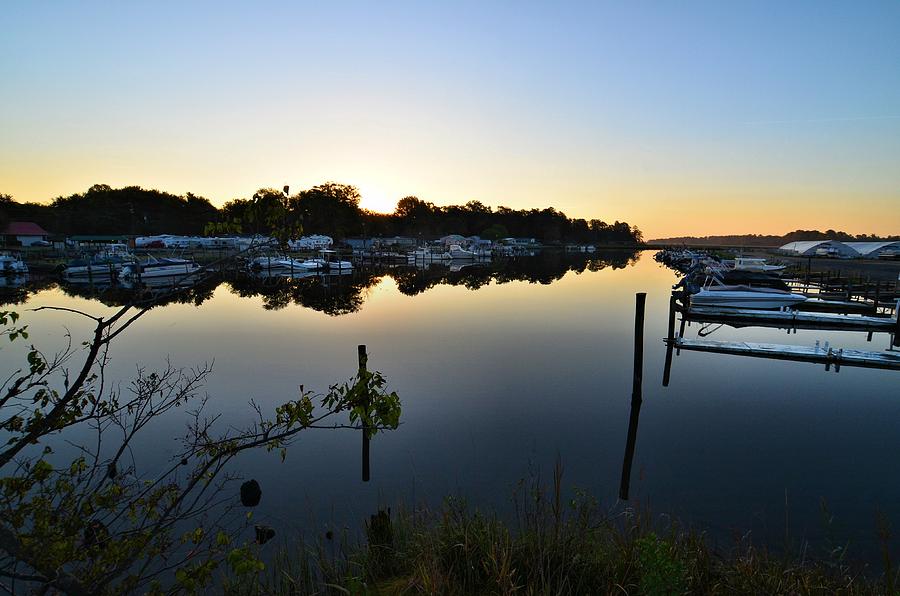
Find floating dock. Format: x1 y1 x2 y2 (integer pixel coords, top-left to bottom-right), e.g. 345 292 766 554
685 305 897 333
665 337 900 371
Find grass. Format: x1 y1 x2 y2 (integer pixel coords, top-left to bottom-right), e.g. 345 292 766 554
225 464 896 595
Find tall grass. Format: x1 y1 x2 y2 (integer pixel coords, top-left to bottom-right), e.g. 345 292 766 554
226 462 890 594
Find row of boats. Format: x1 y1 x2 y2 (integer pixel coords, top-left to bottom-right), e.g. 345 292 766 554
657 249 808 309
249 251 353 273
64 245 354 282
406 244 491 262
2 242 491 286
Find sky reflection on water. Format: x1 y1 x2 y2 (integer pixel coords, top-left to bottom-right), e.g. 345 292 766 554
2 250 898 558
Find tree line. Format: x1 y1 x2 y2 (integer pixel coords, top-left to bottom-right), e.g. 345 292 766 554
1 183 643 244
651 229 900 247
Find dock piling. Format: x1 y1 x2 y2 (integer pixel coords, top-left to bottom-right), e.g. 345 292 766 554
620 292 646 500
359 344 371 482
663 294 675 387
632 293 646 405
894 300 900 348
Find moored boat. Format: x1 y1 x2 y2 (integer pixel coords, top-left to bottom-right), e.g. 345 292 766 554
731 257 786 273
119 257 200 280
407 247 451 262
249 255 324 272
0 253 28 275
319 250 353 271
691 285 807 309
448 244 477 260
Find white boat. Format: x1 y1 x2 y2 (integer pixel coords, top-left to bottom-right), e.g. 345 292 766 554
63 244 135 280
119 257 200 280
319 250 353 271
407 247 451 262
732 257 786 273
250 255 324 272
0 253 28 275
448 244 477 260
691 285 807 309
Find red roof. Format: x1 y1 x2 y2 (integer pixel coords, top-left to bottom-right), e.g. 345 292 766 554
3 222 50 236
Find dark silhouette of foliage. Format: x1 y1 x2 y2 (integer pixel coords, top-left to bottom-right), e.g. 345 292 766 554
0 183 644 244
652 229 900 246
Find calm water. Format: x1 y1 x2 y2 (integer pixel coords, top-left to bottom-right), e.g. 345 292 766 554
3 250 899 558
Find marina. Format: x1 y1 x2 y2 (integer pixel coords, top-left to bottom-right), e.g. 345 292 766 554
4 2 898 588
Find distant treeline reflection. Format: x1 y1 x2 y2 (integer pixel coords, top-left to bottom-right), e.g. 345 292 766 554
3 250 639 314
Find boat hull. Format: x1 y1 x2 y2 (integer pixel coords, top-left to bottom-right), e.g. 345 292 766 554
691 290 807 309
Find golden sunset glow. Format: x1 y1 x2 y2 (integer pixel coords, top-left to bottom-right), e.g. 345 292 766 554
357 185 398 215
1 2 897 238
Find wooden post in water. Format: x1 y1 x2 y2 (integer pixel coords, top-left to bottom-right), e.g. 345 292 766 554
632 293 646 405
358 344 371 482
663 294 676 387
893 300 900 348
620 292 647 500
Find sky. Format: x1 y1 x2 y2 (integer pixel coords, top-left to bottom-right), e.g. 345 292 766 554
2 1 899 239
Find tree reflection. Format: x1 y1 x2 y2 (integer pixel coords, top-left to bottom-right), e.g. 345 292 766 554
2 249 640 314
226 271 382 315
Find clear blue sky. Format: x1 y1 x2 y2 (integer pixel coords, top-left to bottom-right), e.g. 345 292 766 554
2 1 898 237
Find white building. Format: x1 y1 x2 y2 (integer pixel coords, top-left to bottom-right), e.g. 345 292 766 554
3 222 50 246
779 240 856 257
844 241 900 259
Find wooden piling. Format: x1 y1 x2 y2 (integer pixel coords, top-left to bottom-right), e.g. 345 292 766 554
894 300 900 348
663 294 675 387
620 292 647 500
359 344 371 482
618 395 642 500
632 293 646 405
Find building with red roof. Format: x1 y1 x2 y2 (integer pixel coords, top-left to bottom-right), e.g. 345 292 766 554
2 222 51 246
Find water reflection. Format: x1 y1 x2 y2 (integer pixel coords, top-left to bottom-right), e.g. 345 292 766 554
4 249 900 563
2 250 641 314
55 276 220 308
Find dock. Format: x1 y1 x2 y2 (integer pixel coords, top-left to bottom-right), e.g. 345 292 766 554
665 337 900 371
685 305 897 333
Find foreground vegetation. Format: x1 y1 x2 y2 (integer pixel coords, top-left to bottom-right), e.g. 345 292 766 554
227 477 894 595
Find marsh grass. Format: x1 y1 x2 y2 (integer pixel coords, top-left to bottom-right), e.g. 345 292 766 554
226 463 892 595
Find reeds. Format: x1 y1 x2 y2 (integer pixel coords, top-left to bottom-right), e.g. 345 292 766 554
226 463 887 595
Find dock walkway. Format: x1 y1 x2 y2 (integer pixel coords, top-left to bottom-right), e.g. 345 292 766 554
685 305 897 332
665 337 900 371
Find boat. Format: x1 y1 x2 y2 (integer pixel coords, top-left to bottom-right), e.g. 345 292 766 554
448 244 478 260
62 244 135 281
0 253 28 275
732 257 786 273
119 256 201 280
249 255 324 272
319 250 353 271
716 270 789 291
703 261 789 290
691 285 807 309
407 247 451 262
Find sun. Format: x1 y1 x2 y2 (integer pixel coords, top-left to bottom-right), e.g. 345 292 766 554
358 185 397 214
